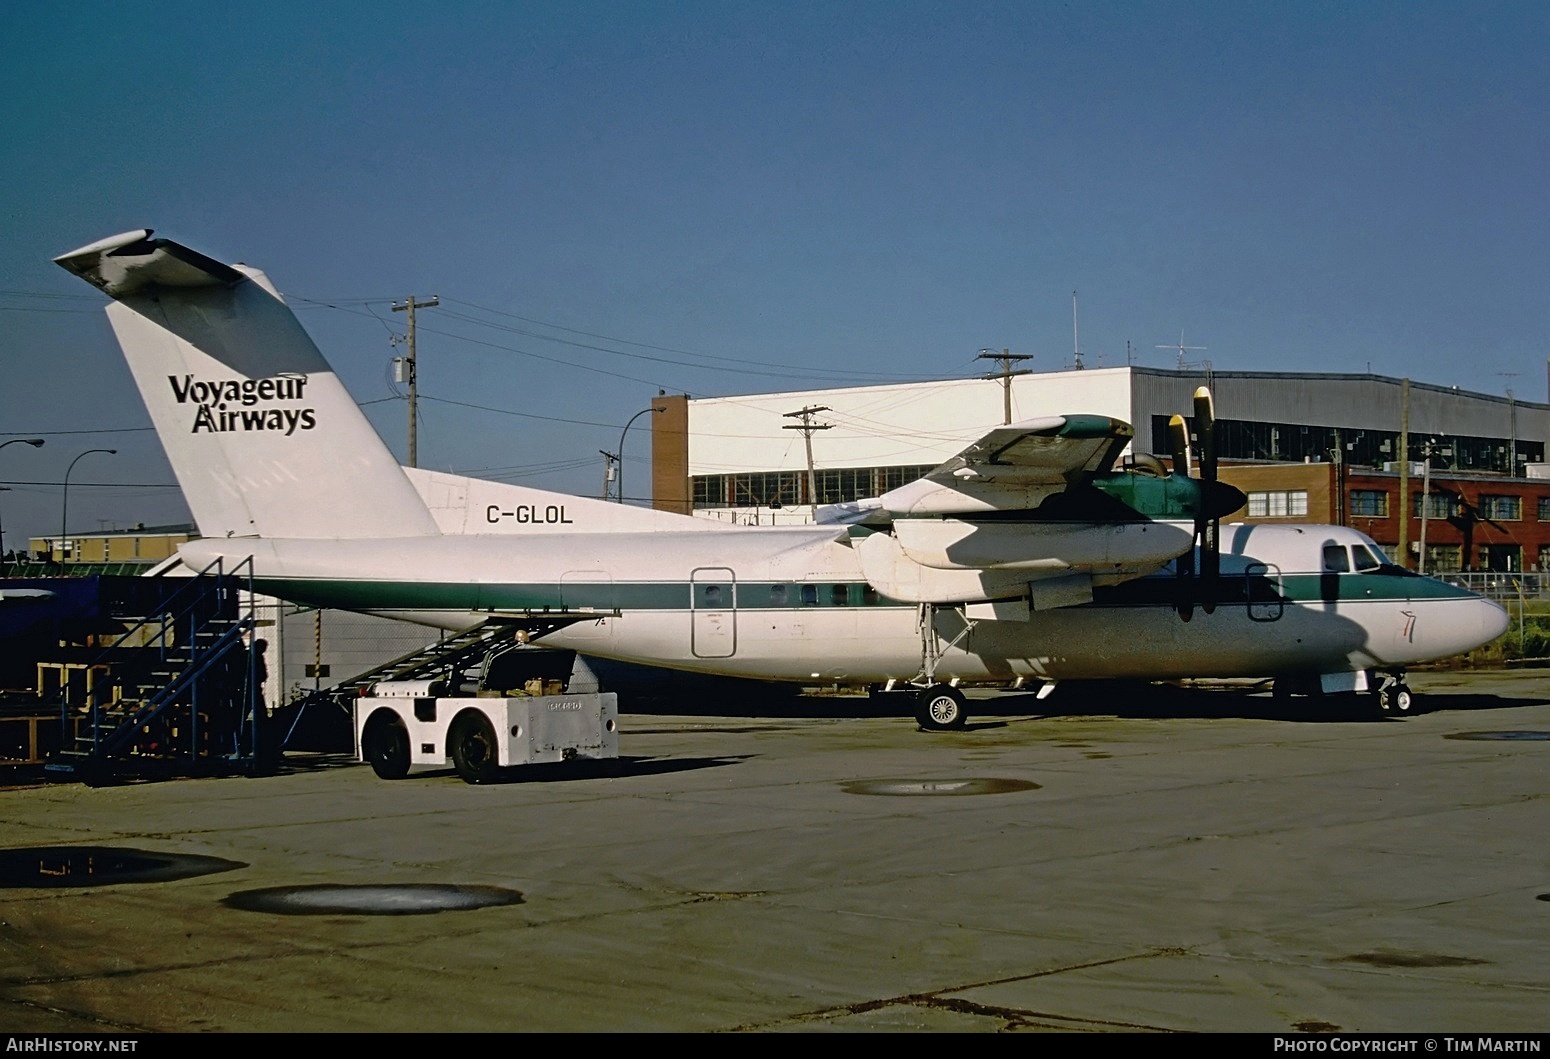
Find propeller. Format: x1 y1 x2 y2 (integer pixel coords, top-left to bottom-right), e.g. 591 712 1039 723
1167 413 1194 610
1166 386 1243 621
1194 386 1219 615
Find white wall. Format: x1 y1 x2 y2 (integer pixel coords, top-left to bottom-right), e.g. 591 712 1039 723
687 367 1139 475
688 367 1550 480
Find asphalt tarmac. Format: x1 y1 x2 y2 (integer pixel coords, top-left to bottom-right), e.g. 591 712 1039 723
2 668 1548 1034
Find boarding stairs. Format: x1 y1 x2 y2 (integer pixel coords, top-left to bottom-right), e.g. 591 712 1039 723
45 557 267 783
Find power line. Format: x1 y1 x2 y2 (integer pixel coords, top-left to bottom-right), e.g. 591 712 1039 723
0 480 178 489
294 294 965 390
437 297 948 383
2 428 155 437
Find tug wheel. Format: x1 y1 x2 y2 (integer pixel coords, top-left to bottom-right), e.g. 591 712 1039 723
449 710 501 784
362 711 410 780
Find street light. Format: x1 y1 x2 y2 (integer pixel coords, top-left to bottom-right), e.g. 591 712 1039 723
59 448 116 565
0 438 44 570
616 406 665 505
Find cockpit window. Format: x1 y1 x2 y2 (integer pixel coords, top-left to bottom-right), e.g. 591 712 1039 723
1353 545 1384 571
1322 544 1350 573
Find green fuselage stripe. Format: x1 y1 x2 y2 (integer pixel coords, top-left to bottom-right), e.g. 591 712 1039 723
255 568 1476 616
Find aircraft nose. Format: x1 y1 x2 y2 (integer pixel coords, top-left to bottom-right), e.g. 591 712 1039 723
1479 598 1510 645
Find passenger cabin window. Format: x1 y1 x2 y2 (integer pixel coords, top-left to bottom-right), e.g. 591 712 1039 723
769 584 788 606
800 584 818 606
1322 544 1350 573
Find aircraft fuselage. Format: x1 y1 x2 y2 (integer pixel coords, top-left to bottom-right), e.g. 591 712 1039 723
180 520 1507 687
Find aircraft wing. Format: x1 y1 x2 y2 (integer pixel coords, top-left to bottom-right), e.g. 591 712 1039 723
835 413 1203 607
875 414 1135 517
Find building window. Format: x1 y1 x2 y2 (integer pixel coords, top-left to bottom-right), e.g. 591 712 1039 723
1539 497 1550 522
1480 544 1521 572
1423 545 1463 573
693 464 936 511
692 475 730 508
1246 490 1308 518
811 467 873 505
732 471 802 508
1480 495 1521 521
877 465 935 492
1414 492 1458 518
1349 490 1388 517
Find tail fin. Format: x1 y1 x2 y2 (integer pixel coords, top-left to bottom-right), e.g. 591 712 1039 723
56 230 439 540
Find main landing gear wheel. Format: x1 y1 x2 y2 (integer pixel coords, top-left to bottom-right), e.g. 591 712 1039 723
1378 683 1415 715
362 712 410 780
915 685 968 731
449 710 501 784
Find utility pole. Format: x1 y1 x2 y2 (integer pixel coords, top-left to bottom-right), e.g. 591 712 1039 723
1398 378 1410 567
783 405 833 518
1418 438 1437 574
977 348 1032 425
392 295 439 467
600 450 618 500
1331 428 1345 527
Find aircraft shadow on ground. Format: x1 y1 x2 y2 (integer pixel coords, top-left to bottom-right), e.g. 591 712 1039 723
622 681 1550 726
968 687 1524 724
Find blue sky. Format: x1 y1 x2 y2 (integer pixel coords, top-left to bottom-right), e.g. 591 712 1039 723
3 1 1548 548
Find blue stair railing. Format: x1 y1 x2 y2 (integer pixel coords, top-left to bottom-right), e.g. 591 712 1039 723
48 556 268 781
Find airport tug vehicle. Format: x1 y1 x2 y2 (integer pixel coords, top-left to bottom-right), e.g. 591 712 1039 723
356 678 619 784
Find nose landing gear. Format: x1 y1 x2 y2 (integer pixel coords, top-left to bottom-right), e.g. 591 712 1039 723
1375 671 1416 715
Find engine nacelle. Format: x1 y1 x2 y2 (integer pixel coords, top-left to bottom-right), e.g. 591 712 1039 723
891 518 1192 572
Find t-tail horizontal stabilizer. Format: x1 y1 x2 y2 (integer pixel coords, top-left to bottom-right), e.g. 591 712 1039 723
56 229 440 542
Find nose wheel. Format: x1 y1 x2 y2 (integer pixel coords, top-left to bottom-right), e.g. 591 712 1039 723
1375 673 1415 715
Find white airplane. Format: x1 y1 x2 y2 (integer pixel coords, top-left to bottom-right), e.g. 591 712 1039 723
56 230 1508 732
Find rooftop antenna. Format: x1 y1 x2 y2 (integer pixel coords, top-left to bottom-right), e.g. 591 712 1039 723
1158 330 1206 370
1072 289 1083 370
1499 372 1519 476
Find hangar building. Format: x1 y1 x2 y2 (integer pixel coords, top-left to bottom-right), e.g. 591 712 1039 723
649 365 1550 575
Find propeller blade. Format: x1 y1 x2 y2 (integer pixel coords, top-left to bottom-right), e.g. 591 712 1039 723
1192 386 1216 483
1167 415 1192 477
1193 386 1219 613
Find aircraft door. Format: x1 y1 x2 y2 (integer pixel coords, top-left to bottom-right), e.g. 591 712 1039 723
560 571 615 641
1245 561 1283 622
691 567 736 658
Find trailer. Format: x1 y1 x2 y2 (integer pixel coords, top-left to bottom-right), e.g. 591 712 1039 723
356 680 619 783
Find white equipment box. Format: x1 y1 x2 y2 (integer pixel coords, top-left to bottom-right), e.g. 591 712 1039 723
356 691 619 783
